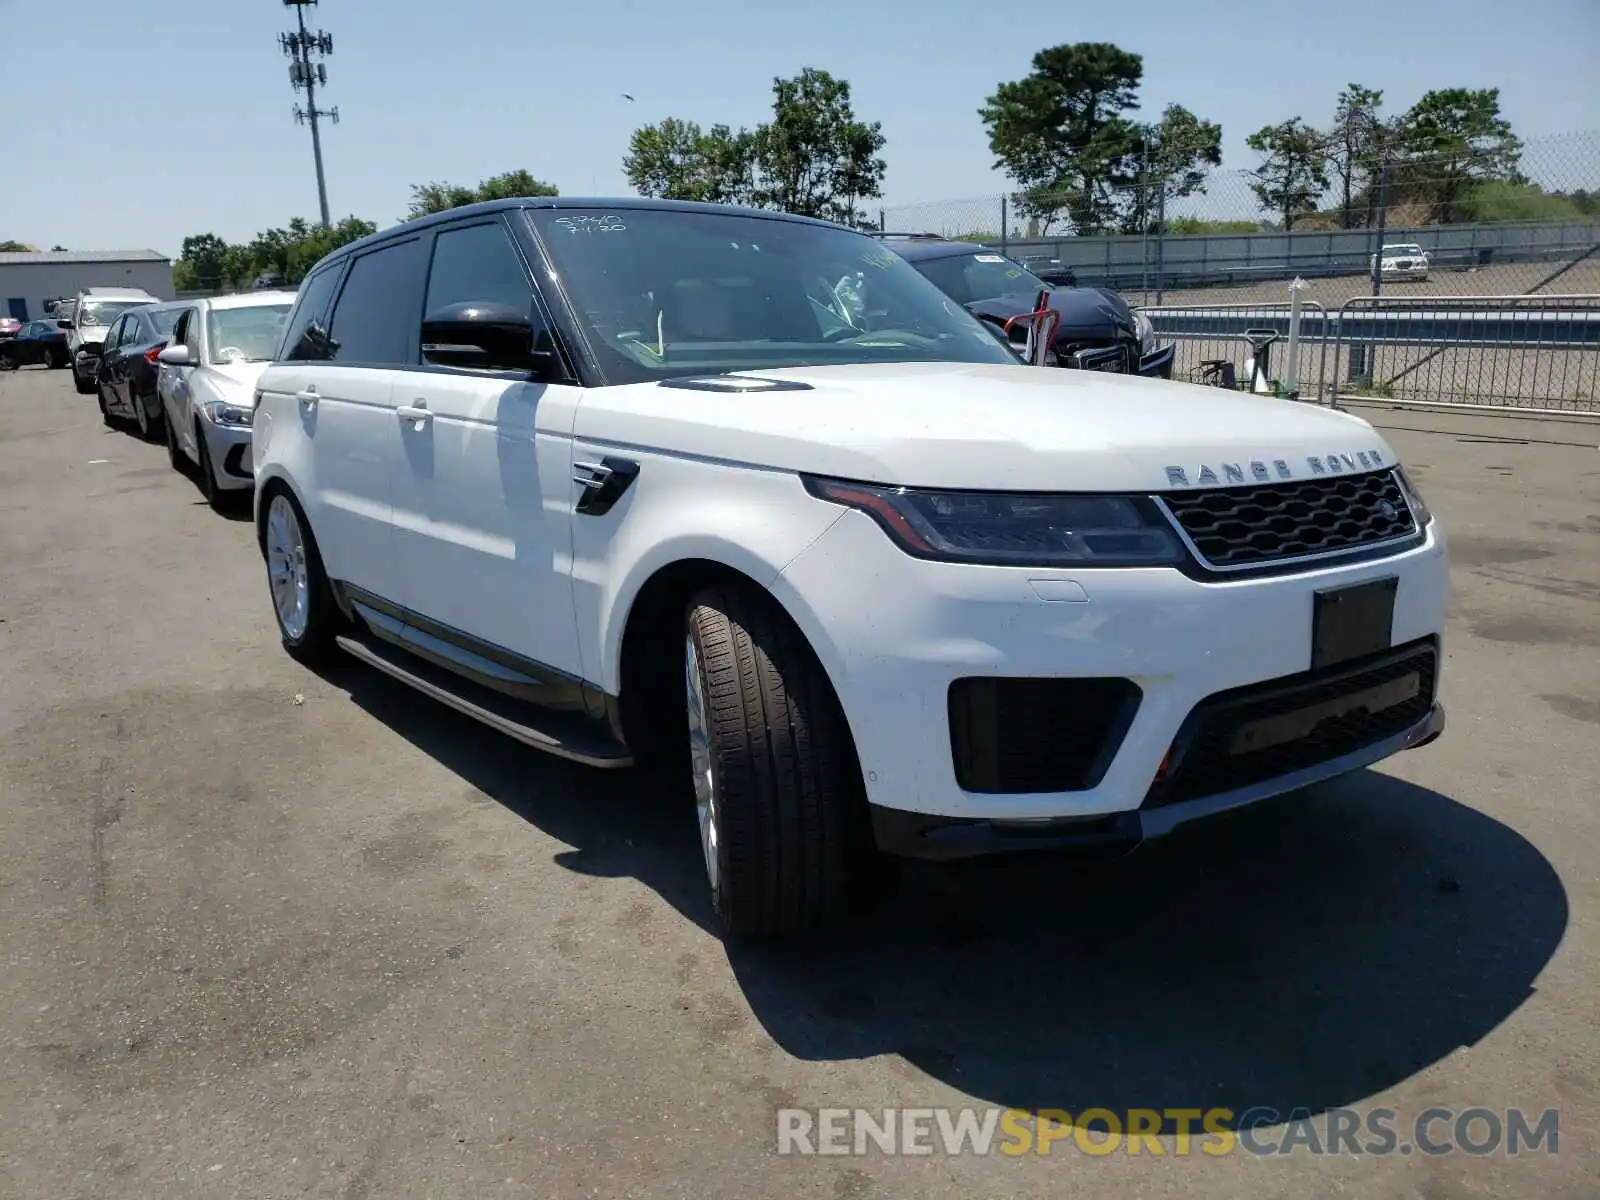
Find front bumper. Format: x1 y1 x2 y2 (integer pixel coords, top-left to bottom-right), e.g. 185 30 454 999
1137 342 1176 379
772 508 1449 851
200 417 254 490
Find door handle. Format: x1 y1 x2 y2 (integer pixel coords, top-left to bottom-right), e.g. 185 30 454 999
396 400 432 427
295 386 318 410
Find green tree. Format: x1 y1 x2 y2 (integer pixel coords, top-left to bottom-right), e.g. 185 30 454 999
1328 84 1385 228
1394 88 1521 222
179 233 232 288
1125 103 1223 234
406 170 558 219
623 118 755 204
0 240 31 252
172 216 377 292
749 67 886 225
979 42 1145 235
1246 118 1330 230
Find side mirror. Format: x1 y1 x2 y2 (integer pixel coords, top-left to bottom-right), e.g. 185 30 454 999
158 344 193 366
421 301 538 373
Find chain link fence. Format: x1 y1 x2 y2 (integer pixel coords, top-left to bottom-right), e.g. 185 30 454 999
880 131 1600 306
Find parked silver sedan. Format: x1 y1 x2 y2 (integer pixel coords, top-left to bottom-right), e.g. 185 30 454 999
156 291 295 509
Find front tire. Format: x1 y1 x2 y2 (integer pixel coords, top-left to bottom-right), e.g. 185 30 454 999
97 382 114 427
262 487 339 666
194 418 222 510
684 585 868 938
165 408 184 470
73 366 96 395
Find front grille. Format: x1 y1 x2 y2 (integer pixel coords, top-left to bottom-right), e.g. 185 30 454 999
1158 468 1418 572
949 676 1142 794
1064 344 1131 373
1144 639 1437 809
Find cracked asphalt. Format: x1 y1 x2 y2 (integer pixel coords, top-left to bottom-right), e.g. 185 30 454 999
1 365 1596 1198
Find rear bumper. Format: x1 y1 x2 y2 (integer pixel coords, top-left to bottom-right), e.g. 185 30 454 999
873 702 1445 863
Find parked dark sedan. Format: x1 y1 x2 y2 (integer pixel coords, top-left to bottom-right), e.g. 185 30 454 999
0 320 70 370
872 235 1175 378
93 302 190 439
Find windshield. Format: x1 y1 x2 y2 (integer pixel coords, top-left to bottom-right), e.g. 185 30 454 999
207 302 292 363
77 299 145 328
910 251 1049 307
527 208 1019 383
1384 245 1423 256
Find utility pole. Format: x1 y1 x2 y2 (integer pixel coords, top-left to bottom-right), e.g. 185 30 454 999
280 0 338 228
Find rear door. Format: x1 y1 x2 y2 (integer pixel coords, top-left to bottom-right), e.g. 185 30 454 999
299 238 429 601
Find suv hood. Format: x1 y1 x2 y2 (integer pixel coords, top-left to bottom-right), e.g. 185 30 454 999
968 287 1134 342
575 362 1397 492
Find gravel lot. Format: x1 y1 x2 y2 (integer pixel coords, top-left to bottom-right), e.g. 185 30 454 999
2 364 1597 1199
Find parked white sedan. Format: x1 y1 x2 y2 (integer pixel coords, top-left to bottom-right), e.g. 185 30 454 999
1371 243 1431 282
157 291 296 509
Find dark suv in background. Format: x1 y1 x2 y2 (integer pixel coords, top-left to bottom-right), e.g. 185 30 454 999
872 234 1174 378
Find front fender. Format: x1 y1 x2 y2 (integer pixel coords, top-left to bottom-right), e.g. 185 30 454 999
575 460 846 694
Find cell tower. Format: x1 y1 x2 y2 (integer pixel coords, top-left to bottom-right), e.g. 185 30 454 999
280 0 339 227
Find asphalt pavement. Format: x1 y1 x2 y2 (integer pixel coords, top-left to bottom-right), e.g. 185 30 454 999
1 364 1596 1199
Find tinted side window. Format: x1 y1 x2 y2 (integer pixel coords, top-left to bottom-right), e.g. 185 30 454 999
279 265 344 362
105 316 129 348
326 239 427 365
424 221 534 318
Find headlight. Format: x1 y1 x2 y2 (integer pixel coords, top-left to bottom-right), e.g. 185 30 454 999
1132 310 1155 354
803 477 1185 567
202 401 254 428
1395 466 1432 527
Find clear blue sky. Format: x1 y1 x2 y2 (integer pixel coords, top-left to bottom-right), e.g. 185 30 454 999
1 0 1595 255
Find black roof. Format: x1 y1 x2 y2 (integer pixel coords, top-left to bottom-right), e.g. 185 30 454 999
324 196 849 268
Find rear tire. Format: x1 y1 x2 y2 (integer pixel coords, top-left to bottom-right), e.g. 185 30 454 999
133 388 155 441
684 585 869 938
261 486 340 667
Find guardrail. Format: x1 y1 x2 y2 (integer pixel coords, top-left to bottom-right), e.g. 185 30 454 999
1001 219 1600 295
1330 294 1600 417
1137 293 1600 416
1137 301 1332 399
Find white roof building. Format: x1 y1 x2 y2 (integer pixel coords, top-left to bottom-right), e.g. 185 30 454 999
0 249 175 324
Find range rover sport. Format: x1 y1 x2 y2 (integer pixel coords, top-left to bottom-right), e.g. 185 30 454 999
252 197 1449 938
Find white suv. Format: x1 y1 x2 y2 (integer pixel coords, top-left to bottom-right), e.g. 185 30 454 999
253 199 1450 938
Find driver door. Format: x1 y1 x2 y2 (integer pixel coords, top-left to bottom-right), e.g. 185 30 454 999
160 308 203 459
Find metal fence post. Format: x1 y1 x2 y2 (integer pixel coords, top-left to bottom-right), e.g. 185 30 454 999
1155 185 1166 305
1283 277 1308 398
999 196 1008 255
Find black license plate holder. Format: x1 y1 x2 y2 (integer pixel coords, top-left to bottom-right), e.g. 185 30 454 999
1312 577 1397 669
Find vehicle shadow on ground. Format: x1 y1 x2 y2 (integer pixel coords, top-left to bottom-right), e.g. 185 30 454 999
333 664 1567 1130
